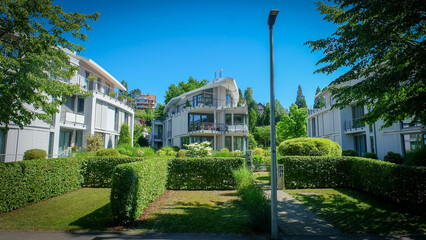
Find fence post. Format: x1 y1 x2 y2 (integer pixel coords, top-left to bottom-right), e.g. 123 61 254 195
245 150 253 171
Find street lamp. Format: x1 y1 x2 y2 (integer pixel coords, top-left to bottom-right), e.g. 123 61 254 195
268 9 279 240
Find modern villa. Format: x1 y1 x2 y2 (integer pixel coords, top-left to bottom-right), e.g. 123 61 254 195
0 50 134 162
151 77 249 151
307 79 425 159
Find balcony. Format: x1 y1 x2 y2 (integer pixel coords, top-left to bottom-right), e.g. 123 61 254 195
169 97 247 116
344 119 366 134
60 111 85 126
188 122 248 134
153 134 163 141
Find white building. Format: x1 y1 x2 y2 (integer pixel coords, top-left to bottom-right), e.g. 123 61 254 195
0 50 134 162
307 79 425 160
152 77 249 151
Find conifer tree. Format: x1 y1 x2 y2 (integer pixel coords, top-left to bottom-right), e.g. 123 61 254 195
295 85 307 109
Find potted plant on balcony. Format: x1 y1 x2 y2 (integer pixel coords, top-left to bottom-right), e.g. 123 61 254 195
118 95 124 101
108 91 117 98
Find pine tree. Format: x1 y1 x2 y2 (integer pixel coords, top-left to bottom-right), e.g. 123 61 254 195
313 86 322 108
295 85 307 109
118 123 132 146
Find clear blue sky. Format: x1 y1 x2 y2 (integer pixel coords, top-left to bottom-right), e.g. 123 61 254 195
59 0 346 109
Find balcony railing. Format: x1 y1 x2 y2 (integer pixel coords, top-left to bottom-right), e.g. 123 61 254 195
189 122 248 133
344 118 365 131
60 111 85 125
153 134 163 140
168 97 247 116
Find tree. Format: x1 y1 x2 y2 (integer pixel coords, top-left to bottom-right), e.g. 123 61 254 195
295 85 307 109
243 87 258 112
129 89 142 99
120 80 129 97
85 133 103 153
274 99 287 123
0 1 99 130
306 0 426 127
248 108 258 133
154 103 165 119
276 104 307 141
313 86 324 109
164 76 208 104
118 123 132 146
248 133 258 150
255 125 271 148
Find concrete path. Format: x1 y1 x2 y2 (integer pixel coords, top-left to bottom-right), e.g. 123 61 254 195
265 188 339 236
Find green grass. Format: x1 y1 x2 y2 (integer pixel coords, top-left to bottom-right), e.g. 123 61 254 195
0 188 112 231
253 171 270 185
286 188 426 234
135 190 250 233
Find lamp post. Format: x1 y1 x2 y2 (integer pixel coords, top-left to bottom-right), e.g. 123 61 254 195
268 9 279 240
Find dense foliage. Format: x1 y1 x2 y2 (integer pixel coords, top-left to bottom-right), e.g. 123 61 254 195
23 149 47 160
118 123 132 146
184 142 212 157
233 167 270 232
279 156 426 209
164 76 208 104
278 137 342 156
342 149 358 156
306 0 426 127
85 133 104 153
96 148 120 157
295 85 307 109
110 158 168 224
0 158 83 213
166 158 244 190
276 104 308 141
0 0 99 130
384 151 405 164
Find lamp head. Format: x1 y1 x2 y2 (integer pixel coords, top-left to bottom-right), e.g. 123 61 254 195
268 9 279 27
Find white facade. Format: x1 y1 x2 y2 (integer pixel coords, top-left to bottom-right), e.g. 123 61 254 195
307 80 424 160
153 77 249 151
0 51 134 162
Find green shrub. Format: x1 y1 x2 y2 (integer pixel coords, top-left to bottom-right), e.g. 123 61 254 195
278 156 426 210
252 148 264 156
220 148 230 153
342 149 358 156
363 152 378 159
118 123 132 146
184 142 213 157
23 149 47 160
167 158 244 190
74 151 95 158
156 150 165 156
172 146 180 152
252 155 264 171
406 147 426 167
177 149 187 157
212 151 232 157
231 151 243 157
384 151 405 164
110 158 168 224
85 133 104 153
96 148 120 157
278 137 342 156
232 167 270 232
0 158 83 213
116 144 155 157
161 147 174 153
81 156 144 187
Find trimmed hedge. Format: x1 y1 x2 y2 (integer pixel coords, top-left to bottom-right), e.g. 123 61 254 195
96 148 120 156
110 158 168 224
278 156 426 209
0 158 83 213
81 156 144 187
23 149 47 160
166 158 245 190
278 137 342 156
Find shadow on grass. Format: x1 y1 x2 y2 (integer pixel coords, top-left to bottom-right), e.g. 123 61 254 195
134 200 250 233
294 188 426 234
70 203 114 230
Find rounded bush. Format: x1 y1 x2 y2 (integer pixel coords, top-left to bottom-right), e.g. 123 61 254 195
172 146 180 152
252 148 264 156
96 148 120 157
363 152 378 159
278 137 342 156
23 149 47 160
177 149 187 158
384 151 405 164
220 148 230 153
342 149 358 156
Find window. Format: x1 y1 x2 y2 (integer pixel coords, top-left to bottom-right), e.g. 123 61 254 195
312 118 316 137
351 106 365 128
354 135 366 157
63 95 75 112
188 113 214 131
114 108 119 131
76 131 83 150
0 130 7 162
225 136 232 150
234 114 246 125
77 97 84 114
402 133 425 154
234 137 247 152
226 94 232 106
48 132 54 158
225 114 232 125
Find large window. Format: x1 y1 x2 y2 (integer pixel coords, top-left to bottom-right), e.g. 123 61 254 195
233 114 246 125
188 113 214 131
402 133 425 155
351 106 365 128
354 135 366 157
234 137 247 152
63 95 75 112
0 130 6 162
225 136 232 150
225 114 232 125
192 89 213 107
77 97 85 114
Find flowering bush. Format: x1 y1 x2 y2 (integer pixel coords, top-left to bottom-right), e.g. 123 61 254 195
137 149 144 157
184 141 213 157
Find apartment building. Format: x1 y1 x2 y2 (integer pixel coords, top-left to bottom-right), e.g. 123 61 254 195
0 50 134 162
152 77 249 151
307 79 425 160
135 94 156 110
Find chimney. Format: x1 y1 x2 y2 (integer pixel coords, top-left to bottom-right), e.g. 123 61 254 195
219 69 223 78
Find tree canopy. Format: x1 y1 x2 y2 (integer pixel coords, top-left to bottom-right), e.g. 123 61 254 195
306 0 426 127
164 76 208 104
0 0 99 130
313 86 324 109
276 103 307 141
295 85 307 109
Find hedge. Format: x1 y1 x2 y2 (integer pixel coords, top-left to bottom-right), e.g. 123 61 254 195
0 158 83 213
278 137 342 156
81 156 144 187
110 158 168 224
166 158 245 190
278 156 426 209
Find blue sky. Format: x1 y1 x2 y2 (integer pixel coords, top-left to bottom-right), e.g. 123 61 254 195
59 0 346 109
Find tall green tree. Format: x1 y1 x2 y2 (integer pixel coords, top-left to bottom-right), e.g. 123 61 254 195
129 89 142 99
118 123 132 146
306 0 426 127
248 108 258 133
313 86 324 109
120 80 129 96
164 76 208 104
276 103 308 141
274 99 287 123
154 103 165 119
243 87 258 111
295 85 307 109
0 0 99 130
255 125 271 148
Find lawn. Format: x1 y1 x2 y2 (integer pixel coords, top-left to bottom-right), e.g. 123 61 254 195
0 188 250 233
135 190 250 233
253 171 270 185
286 188 426 234
0 188 112 231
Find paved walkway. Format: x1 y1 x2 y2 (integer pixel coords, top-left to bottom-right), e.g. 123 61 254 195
264 188 339 236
